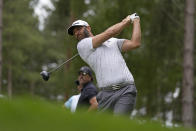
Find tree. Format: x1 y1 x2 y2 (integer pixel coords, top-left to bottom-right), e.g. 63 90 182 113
0 0 2 93
182 0 195 127
3 0 46 98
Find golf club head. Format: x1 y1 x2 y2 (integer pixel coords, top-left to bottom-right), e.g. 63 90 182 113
40 71 50 81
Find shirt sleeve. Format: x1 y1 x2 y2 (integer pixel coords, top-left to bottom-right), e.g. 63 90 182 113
64 96 73 109
77 37 95 60
85 86 97 100
117 38 125 52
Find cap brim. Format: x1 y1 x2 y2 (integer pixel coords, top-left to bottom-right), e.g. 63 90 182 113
68 25 84 35
67 26 75 35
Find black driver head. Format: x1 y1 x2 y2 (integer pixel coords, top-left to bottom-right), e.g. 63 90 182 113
40 71 50 81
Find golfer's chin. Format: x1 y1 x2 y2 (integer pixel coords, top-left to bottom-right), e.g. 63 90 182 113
76 36 83 41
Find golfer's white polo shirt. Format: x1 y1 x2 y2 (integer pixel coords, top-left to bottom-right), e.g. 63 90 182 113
77 37 134 88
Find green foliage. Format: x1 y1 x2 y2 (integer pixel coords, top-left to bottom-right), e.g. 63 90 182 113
0 97 192 131
2 0 48 94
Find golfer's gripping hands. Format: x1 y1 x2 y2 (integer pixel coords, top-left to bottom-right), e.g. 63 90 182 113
129 13 140 23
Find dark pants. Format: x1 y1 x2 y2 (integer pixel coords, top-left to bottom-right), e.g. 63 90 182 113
96 84 137 115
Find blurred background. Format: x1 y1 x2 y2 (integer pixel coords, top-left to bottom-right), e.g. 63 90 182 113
0 0 195 128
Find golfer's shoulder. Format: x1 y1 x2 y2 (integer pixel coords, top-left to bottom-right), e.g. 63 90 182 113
78 37 92 45
108 37 117 41
77 38 93 52
107 37 119 44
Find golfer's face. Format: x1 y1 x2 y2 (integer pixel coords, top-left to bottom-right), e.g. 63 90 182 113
73 26 88 41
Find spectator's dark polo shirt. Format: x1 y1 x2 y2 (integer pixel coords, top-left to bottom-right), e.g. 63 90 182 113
77 82 97 109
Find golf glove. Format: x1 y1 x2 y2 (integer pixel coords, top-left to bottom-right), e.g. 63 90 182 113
130 13 139 23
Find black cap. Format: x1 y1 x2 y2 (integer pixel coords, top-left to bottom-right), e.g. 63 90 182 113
79 66 93 77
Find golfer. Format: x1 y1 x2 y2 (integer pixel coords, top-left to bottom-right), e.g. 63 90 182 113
67 13 141 115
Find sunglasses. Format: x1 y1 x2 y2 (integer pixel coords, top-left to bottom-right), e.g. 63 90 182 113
79 72 88 76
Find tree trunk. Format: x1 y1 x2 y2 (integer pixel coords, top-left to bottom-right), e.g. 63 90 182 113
8 61 12 99
65 9 75 69
0 0 3 93
182 0 195 127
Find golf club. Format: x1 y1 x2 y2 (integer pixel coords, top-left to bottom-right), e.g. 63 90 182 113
40 53 79 81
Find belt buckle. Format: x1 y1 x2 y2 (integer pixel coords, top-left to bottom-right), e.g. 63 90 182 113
111 85 120 90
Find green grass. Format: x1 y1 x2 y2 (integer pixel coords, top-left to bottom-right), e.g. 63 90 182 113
0 96 193 131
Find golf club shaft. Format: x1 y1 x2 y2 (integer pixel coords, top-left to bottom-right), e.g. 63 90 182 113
48 53 79 74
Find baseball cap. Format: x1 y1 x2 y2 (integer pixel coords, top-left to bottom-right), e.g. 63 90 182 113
67 20 89 35
78 66 93 77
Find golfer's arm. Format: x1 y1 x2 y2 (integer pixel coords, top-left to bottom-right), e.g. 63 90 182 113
92 20 129 48
88 96 98 111
121 19 141 52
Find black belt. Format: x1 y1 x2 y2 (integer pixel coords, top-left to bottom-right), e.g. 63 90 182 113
99 83 134 91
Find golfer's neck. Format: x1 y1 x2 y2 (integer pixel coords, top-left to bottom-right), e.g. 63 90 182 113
89 32 94 37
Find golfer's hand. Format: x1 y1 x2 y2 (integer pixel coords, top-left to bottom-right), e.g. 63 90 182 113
129 13 140 23
122 15 132 26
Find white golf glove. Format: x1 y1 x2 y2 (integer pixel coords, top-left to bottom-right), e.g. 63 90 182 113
130 13 140 23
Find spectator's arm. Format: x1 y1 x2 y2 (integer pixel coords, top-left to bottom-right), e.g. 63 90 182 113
88 96 98 111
